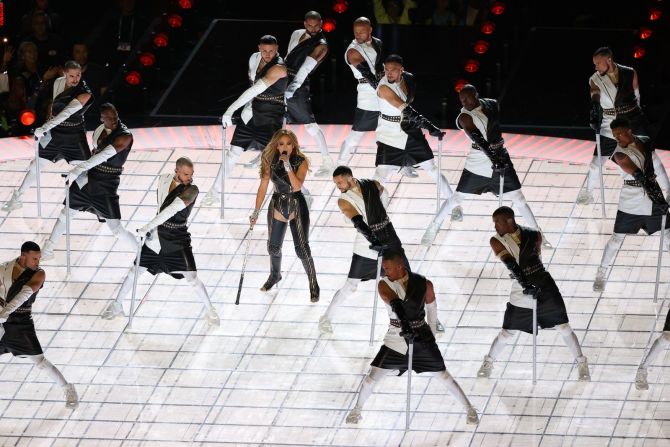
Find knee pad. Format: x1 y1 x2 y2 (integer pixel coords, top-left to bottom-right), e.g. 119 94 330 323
268 243 282 256
294 243 311 259
342 278 360 294
230 145 244 157
556 323 573 336
107 219 123 235
31 354 48 369
180 271 199 284
499 329 516 341
610 233 626 244
417 159 438 174
374 165 393 182
304 123 321 136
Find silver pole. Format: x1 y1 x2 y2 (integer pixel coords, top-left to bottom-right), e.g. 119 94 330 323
35 139 42 217
61 174 71 275
220 125 226 219
532 297 537 384
499 168 505 209
595 133 606 218
436 136 443 214
405 338 414 431
654 213 667 303
369 254 383 345
128 233 144 330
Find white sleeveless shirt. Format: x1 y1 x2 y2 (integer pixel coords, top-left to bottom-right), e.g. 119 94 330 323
589 71 617 139
492 230 536 309
379 276 407 354
614 141 652 216
457 106 494 178
345 40 379 111
376 76 408 149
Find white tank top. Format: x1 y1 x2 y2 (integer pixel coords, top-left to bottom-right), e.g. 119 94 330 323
614 141 652 216
345 40 379 111
375 76 408 150
457 106 493 178
492 231 536 309
380 276 411 354
340 187 378 259
589 71 617 139
287 29 305 55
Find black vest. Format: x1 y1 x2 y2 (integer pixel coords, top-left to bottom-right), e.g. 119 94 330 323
399 272 434 341
254 55 288 97
359 178 402 248
270 152 305 193
285 31 327 87
478 98 503 144
371 37 383 74
517 227 544 277
95 121 133 171
52 79 93 126
614 64 636 108
4 266 42 323
161 183 197 227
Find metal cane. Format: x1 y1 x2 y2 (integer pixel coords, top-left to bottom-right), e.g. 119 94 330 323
654 213 667 303
235 226 254 305
60 174 71 275
221 125 226 219
532 295 538 385
405 336 414 431
595 134 607 218
498 167 505 209
127 232 145 330
369 254 384 345
35 138 42 217
437 135 443 214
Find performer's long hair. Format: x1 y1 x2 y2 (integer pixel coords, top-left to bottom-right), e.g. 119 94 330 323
259 129 309 177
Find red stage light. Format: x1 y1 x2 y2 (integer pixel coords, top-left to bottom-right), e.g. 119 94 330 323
633 45 646 59
332 0 348 14
20 109 36 126
464 59 480 73
153 32 169 48
649 8 662 21
322 18 336 33
454 79 468 93
490 1 506 15
473 40 490 54
480 21 496 35
139 52 156 67
639 27 653 40
178 0 193 10
125 71 142 85
0 2 5 27
167 13 183 28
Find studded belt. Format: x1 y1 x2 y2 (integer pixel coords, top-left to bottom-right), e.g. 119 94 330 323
256 94 285 105
93 164 123 175
381 113 401 123
160 221 187 229
58 120 85 127
523 263 545 276
390 319 427 329
624 179 643 187
472 139 504 150
358 78 370 84
12 307 32 314
603 103 640 116
369 217 390 231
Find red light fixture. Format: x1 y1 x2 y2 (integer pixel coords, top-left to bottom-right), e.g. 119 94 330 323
490 1 506 15
125 71 142 85
454 79 469 93
0 2 5 27
464 59 480 73
139 52 156 67
167 13 183 28
473 40 490 54
639 27 653 40
19 109 36 126
153 32 169 48
633 45 646 59
332 0 348 14
322 18 336 33
480 21 496 35
178 0 193 9
649 7 662 21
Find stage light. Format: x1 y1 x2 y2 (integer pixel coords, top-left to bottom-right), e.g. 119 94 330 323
473 40 489 54
454 79 468 93
0 2 4 27
139 52 156 67
649 8 662 21
633 45 646 59
332 0 348 14
167 13 183 29
323 18 336 33
490 1 506 15
19 109 36 126
464 59 480 73
178 0 193 10
153 32 169 48
480 21 496 35
125 71 142 85
639 27 653 40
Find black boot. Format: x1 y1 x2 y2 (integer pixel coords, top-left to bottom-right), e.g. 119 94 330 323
261 254 282 291
299 255 320 302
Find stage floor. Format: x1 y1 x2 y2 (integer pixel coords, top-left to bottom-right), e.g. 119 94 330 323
0 125 669 446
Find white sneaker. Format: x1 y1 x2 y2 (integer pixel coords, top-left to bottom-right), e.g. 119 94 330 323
450 206 463 222
204 307 220 326
346 407 362 424
635 366 649 390
318 315 333 335
201 189 220 207
244 153 262 168
101 301 124 320
2 191 23 212
542 235 553 250
421 221 441 246
577 356 591 381
63 383 79 409
401 166 419 178
435 318 445 333
466 406 479 425
593 267 607 292
576 190 594 205
477 355 494 378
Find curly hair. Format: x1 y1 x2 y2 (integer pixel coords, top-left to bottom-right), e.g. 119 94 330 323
259 129 309 177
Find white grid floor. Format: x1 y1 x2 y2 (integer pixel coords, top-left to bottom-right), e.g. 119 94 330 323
0 141 669 447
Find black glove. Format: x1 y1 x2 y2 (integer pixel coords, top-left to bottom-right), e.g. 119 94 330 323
369 242 386 252
470 128 507 170
390 298 416 340
501 256 538 297
352 215 381 246
354 61 379 89
633 170 669 212
589 102 603 131
401 105 445 137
